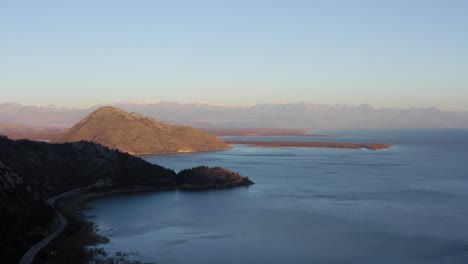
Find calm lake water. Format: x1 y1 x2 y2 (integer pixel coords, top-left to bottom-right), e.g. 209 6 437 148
85 129 468 264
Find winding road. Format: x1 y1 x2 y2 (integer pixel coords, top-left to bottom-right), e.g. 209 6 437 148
19 184 99 264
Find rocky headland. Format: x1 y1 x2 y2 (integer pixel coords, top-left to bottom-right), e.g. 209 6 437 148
177 166 253 189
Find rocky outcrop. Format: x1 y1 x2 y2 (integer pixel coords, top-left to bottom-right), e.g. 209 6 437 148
177 166 254 189
51 106 231 155
0 161 24 190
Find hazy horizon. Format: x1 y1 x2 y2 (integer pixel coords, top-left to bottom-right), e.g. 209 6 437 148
2 100 468 130
2 1 468 111
1 100 468 113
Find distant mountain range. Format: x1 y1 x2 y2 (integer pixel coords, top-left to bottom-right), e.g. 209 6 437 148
1 102 467 129
52 106 231 155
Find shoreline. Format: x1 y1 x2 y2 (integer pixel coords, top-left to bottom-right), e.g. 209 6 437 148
38 183 254 263
35 186 177 263
137 147 232 156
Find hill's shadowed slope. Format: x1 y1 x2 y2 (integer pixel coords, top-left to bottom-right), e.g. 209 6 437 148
0 161 55 263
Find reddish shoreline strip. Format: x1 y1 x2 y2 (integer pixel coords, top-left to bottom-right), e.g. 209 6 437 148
225 141 392 150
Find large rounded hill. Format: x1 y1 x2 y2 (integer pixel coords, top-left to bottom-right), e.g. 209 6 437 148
51 106 231 155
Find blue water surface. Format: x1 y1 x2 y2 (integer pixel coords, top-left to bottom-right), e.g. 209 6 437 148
85 129 468 264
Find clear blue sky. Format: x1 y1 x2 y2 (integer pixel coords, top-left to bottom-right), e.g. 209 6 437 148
1 0 467 110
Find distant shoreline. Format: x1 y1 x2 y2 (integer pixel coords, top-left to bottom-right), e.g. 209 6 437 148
225 141 392 150
204 127 342 137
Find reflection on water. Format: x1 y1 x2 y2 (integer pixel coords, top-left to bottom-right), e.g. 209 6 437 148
85 130 468 264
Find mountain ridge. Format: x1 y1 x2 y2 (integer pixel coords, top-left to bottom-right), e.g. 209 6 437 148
1 102 468 129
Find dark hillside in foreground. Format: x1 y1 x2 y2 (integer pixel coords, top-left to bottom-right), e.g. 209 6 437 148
0 161 55 263
0 136 252 263
0 136 175 262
